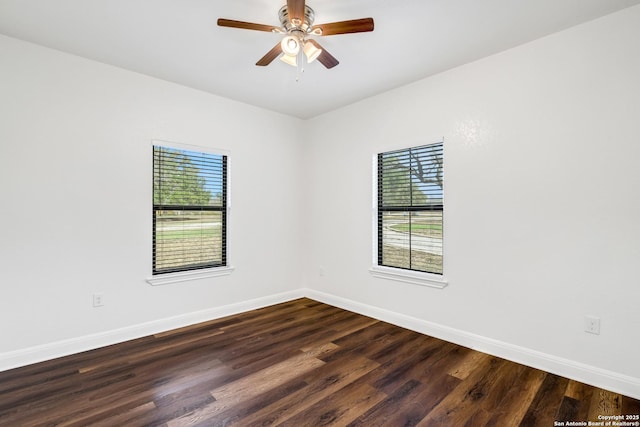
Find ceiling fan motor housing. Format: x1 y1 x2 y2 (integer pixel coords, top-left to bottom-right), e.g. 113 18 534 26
279 5 315 33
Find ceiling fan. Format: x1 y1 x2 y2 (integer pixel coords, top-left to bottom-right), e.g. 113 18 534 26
217 0 374 69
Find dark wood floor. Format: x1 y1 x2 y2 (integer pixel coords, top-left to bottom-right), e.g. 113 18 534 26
1 298 638 426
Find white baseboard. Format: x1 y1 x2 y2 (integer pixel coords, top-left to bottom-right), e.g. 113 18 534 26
2 287 638 400
303 288 640 400
0 289 304 373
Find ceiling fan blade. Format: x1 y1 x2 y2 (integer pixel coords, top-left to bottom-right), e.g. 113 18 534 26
311 18 374 36
217 18 279 33
287 0 306 24
307 40 339 69
256 43 283 66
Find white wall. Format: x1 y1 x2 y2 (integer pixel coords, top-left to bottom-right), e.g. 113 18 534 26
302 5 640 396
0 35 305 363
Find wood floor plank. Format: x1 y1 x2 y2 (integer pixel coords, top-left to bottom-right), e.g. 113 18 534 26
192 377 309 427
279 381 387 427
79 328 226 373
211 343 336 402
519 373 570 426
463 408 494 427
218 311 357 371
80 401 157 427
30 355 225 427
153 384 217 423
414 356 504 426
166 342 337 426
299 316 379 352
564 380 596 422
349 373 461 427
483 365 547 426
413 343 473 387
623 395 640 415
471 360 529 418
345 377 416 427
238 355 381 426
1 298 638 427
556 396 582 424
359 333 460 396
449 349 494 380
319 321 414 366
588 388 624 421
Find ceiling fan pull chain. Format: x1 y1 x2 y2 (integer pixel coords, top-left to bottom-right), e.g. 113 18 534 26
296 49 304 82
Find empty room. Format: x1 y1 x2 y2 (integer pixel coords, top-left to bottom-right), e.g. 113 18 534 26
1 0 639 425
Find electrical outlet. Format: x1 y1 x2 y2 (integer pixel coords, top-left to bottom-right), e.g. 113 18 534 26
93 293 104 308
584 315 600 335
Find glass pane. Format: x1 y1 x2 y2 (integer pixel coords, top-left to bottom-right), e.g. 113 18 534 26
381 212 411 269
154 210 223 272
380 153 412 207
409 211 443 274
381 210 443 274
380 144 443 208
154 147 225 207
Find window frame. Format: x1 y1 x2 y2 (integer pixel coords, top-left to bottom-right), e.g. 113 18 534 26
370 140 448 289
147 140 233 285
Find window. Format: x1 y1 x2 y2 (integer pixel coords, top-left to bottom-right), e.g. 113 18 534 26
377 142 443 274
153 144 227 275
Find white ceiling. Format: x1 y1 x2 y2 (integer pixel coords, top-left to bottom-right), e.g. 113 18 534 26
1 0 639 119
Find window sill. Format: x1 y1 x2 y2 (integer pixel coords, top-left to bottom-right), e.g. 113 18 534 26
369 266 448 289
146 266 235 286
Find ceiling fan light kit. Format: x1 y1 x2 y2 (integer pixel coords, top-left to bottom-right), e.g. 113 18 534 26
303 40 322 63
217 0 374 70
281 35 300 56
280 50 298 66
